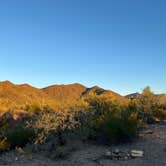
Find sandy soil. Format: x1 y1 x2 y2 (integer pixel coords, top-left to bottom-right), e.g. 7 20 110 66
0 123 165 166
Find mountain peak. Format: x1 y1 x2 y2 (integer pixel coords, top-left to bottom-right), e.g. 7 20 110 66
125 93 140 99
19 83 34 88
0 80 14 86
91 85 103 90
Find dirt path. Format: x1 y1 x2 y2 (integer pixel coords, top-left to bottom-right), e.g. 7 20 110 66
0 123 165 166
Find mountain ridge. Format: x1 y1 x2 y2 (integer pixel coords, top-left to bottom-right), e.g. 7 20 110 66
0 81 127 110
0 81 165 111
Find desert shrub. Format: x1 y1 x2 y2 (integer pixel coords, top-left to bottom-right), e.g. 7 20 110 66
5 125 35 148
0 112 35 150
25 104 42 115
133 86 166 121
153 109 166 120
95 107 138 143
0 96 141 152
137 86 156 113
27 109 79 144
76 95 139 143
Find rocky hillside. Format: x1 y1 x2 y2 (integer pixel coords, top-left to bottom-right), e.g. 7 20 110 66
0 81 128 111
82 86 128 103
0 81 57 110
42 83 87 102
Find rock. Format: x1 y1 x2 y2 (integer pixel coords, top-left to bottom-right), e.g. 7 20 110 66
143 130 154 134
105 150 111 157
124 156 128 160
111 153 119 159
127 153 130 157
155 118 161 123
114 149 120 154
156 135 160 139
104 149 138 161
16 147 26 154
104 149 132 161
131 150 144 157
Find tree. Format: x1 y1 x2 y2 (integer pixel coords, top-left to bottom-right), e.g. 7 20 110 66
138 86 155 113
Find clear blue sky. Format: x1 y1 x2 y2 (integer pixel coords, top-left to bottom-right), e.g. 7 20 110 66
0 0 166 95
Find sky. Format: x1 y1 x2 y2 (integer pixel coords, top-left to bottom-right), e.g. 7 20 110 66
0 0 166 95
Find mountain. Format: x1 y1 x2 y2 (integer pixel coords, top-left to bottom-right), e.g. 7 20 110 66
0 81 128 111
81 86 128 103
125 93 140 99
42 83 86 103
43 84 128 103
0 81 57 110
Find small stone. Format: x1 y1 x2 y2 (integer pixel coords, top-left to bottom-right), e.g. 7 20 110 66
131 150 144 157
124 156 128 160
126 152 130 156
15 157 18 161
143 130 154 134
114 149 120 154
16 147 25 154
105 150 111 157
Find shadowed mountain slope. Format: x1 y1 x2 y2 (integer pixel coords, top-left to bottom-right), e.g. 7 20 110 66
81 86 128 103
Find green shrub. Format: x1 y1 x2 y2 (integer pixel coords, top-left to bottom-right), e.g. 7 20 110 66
78 95 139 143
0 112 35 149
96 107 138 143
6 125 35 148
